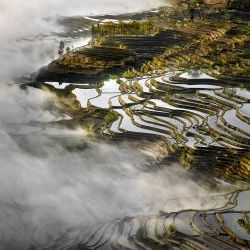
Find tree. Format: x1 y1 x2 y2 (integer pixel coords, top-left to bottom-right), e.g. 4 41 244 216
91 23 96 38
66 47 71 53
58 40 65 56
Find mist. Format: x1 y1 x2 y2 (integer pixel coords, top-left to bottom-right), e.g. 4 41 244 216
0 1 214 249
0 84 212 249
0 0 166 81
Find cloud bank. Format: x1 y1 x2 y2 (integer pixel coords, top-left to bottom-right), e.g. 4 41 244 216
0 84 209 249
0 0 165 81
0 1 209 249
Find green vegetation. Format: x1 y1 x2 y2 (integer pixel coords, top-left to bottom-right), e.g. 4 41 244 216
56 46 136 70
35 1 250 186
122 17 249 80
42 84 81 115
238 213 250 234
92 20 162 38
168 224 176 235
25 2 250 249
104 110 119 126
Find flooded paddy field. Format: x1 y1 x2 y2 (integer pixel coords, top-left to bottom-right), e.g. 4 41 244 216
1 1 250 249
11 67 248 249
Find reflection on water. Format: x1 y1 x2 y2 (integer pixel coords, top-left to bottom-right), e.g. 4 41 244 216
0 13 250 246
73 88 99 108
1 0 249 248
45 82 71 89
240 103 250 117
179 69 216 80
0 95 210 248
1 66 250 249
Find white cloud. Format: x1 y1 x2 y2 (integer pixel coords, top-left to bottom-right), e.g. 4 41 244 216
0 0 165 80
0 84 209 249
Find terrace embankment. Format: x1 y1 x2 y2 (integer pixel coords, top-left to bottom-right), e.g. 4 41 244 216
33 68 250 189
35 46 137 83
22 2 250 249
35 2 250 83
31 3 250 185
59 190 250 249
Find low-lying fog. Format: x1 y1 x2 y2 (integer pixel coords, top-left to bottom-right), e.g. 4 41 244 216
0 85 211 249
0 0 218 249
0 0 165 81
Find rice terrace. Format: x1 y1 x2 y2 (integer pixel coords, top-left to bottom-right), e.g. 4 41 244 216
0 0 250 249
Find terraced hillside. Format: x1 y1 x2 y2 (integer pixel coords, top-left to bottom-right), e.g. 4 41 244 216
43 69 250 186
35 5 250 84
26 3 250 249
54 189 249 249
